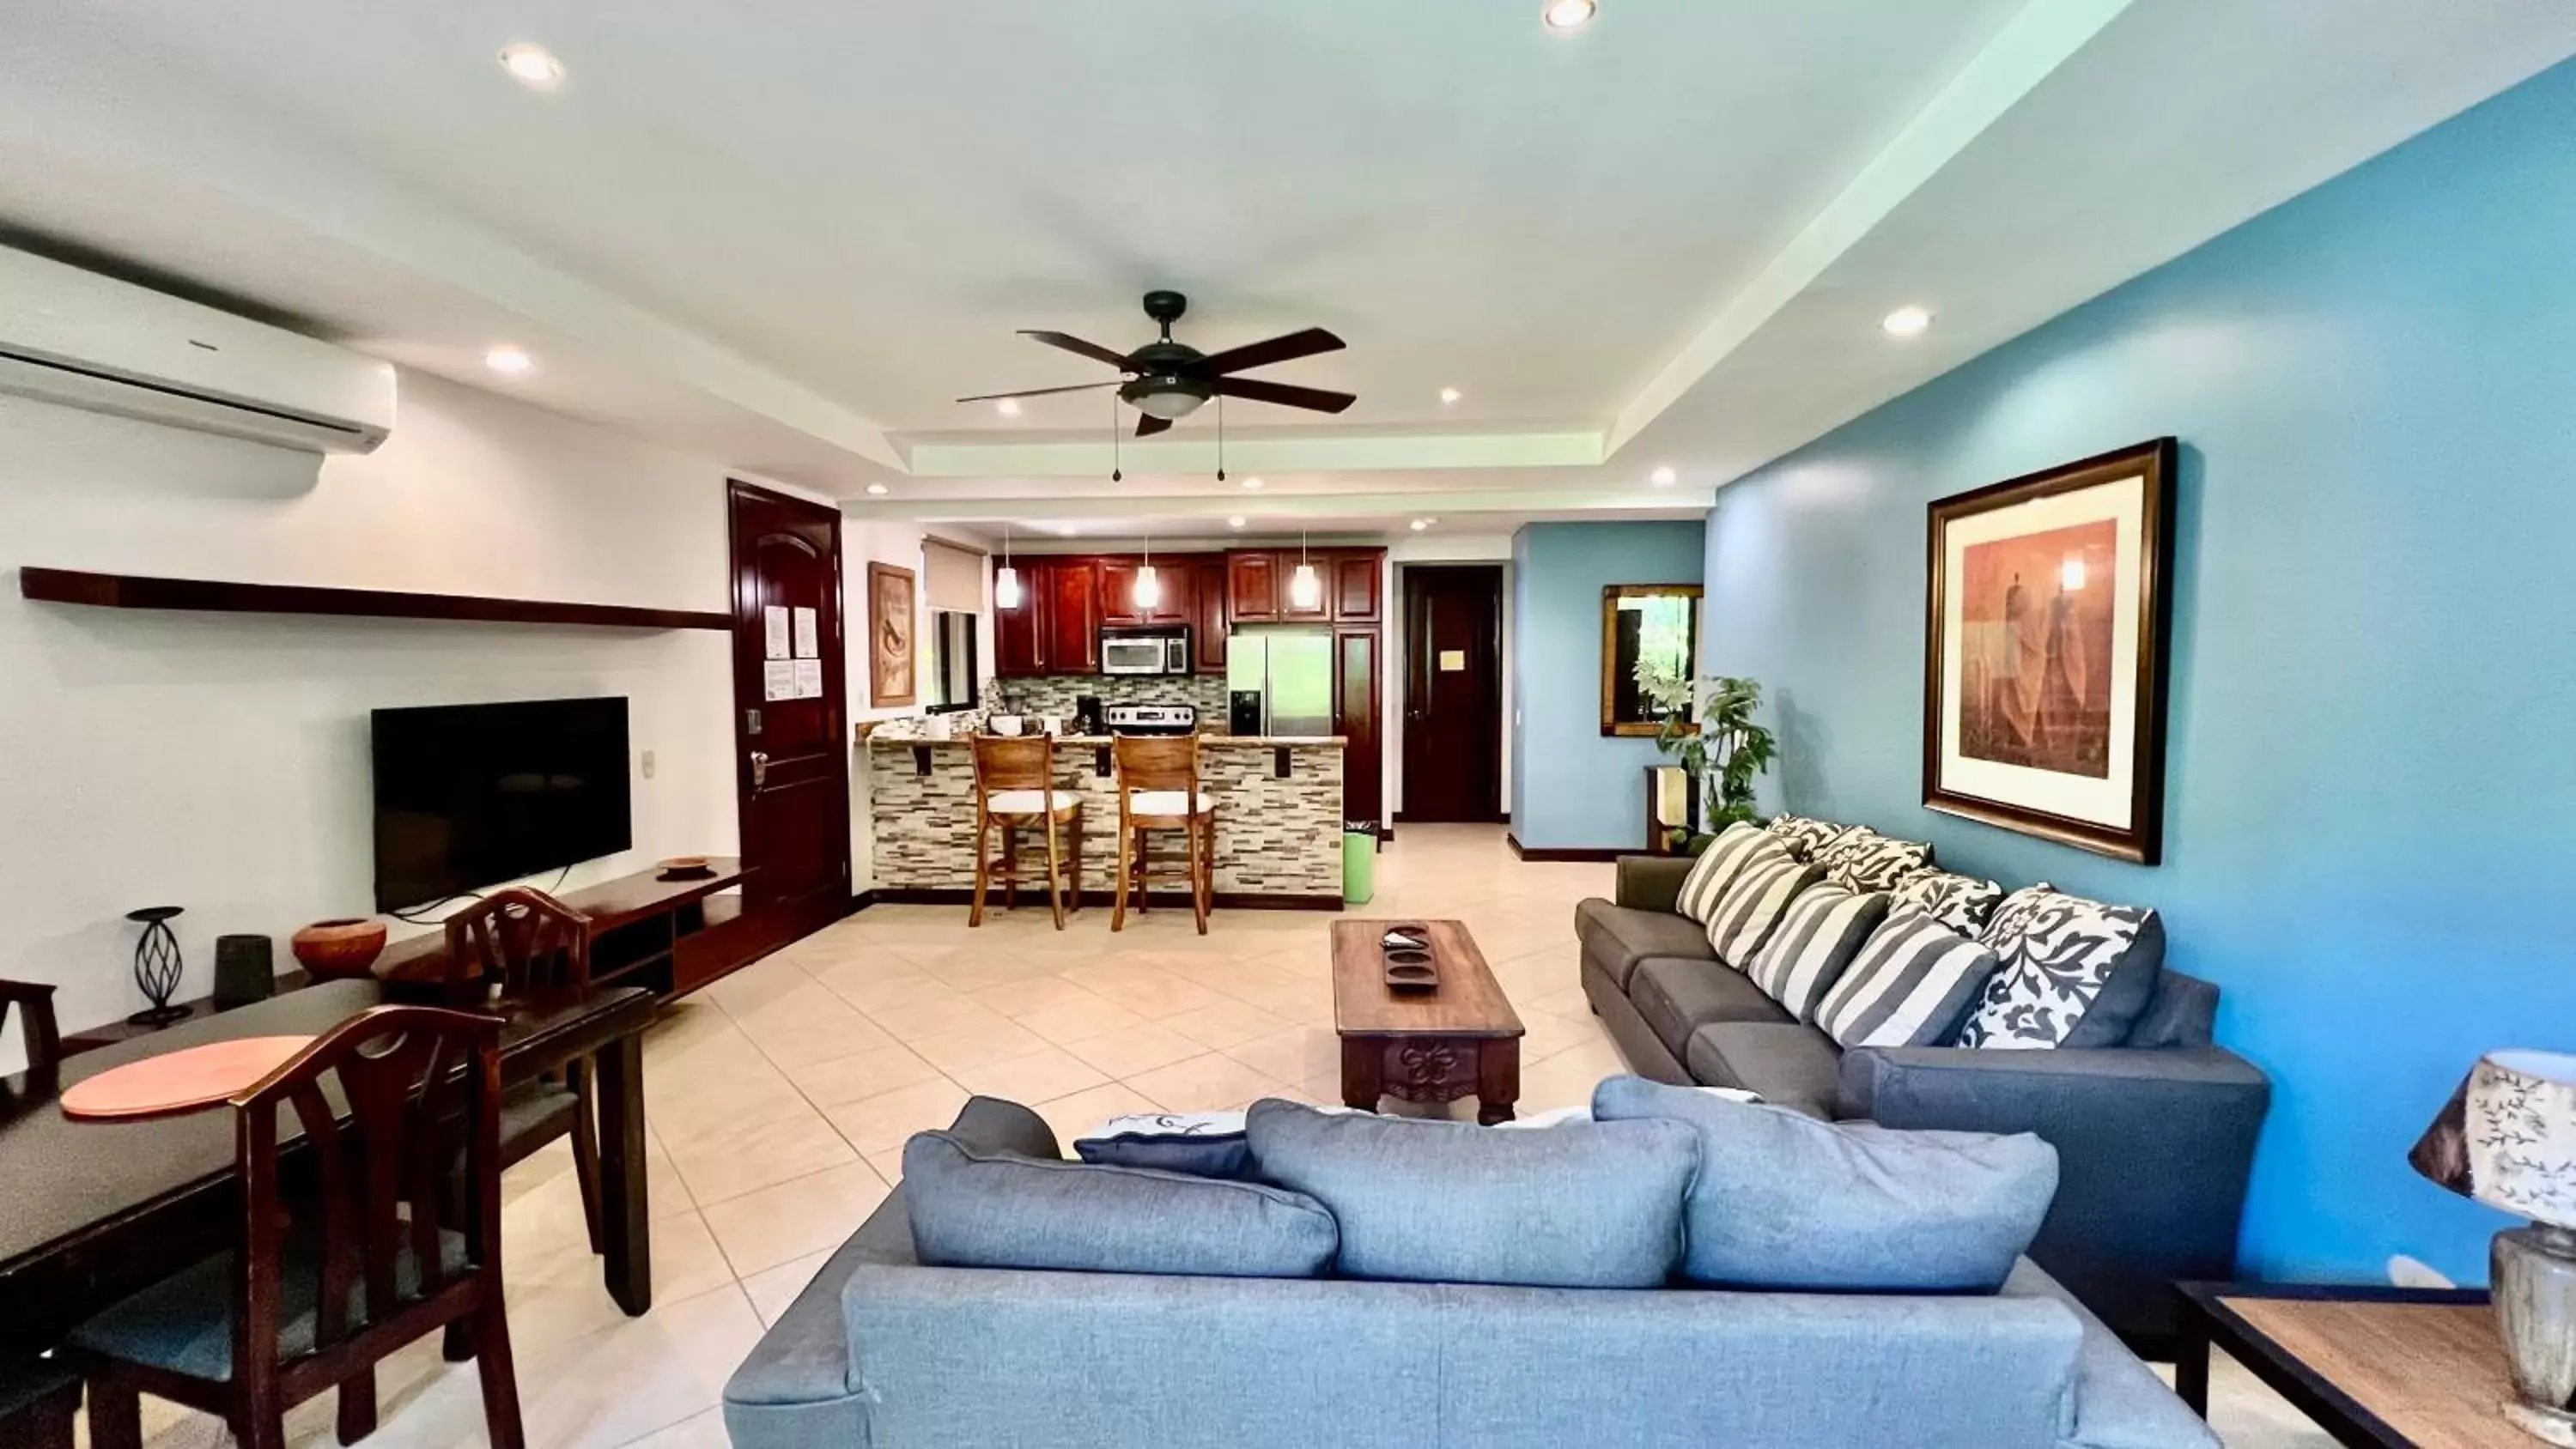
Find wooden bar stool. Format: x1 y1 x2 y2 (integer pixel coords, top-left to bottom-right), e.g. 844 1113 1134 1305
970 733 1084 930
1110 735 1215 935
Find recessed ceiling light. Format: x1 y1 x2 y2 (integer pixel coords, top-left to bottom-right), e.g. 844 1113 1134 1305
1409 518 1437 531
1542 0 1597 32
1649 465 1678 486
498 44 565 91
1881 305 1934 338
1056 524 1079 537
483 346 532 374
864 482 889 496
994 397 1022 417
1438 387 1463 405
1241 476 1264 490
1228 516 1247 529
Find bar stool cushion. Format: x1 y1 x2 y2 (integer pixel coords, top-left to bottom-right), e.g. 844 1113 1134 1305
1126 791 1216 817
983 790 1080 815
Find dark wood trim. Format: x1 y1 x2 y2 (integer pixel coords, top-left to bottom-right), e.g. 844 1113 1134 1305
18 566 731 631
1601 584 1703 738
2172 1281 2490 1446
1393 810 1510 825
1504 834 1629 864
870 887 1342 912
1921 437 2176 864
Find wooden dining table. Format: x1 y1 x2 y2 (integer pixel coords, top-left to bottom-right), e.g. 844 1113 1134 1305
0 977 659 1355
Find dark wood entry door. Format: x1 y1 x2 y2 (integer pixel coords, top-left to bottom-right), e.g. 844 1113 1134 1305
1400 565 1503 822
728 482 851 934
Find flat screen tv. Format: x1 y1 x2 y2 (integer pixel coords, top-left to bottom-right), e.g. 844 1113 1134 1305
371 696 632 912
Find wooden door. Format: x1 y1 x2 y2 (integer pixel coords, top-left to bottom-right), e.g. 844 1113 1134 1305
1334 627 1382 828
1400 565 1503 822
1044 558 1101 674
1333 552 1382 621
1228 551 1279 622
727 482 851 934
1282 551 1332 621
1190 557 1229 672
994 561 1042 676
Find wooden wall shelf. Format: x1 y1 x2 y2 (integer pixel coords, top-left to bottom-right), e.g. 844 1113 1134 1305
18 567 732 632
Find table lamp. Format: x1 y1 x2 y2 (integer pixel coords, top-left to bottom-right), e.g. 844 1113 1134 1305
2410 1049 2576 1445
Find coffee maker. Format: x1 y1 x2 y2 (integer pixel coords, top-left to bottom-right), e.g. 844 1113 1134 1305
1072 694 1105 737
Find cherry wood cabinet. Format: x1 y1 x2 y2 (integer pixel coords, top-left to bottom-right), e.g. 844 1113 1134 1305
1279 552 1332 621
1228 551 1279 623
994 569 1042 676
1098 559 1145 626
1042 558 1101 675
1332 553 1382 622
1189 557 1229 673
1334 627 1383 826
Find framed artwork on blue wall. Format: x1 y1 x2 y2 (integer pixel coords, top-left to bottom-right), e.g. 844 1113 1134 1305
1922 438 2176 864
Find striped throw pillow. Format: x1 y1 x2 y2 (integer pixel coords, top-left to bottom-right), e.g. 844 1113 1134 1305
1745 884 1892 1022
1704 857 1825 968
1674 823 1788 925
1816 912 2002 1050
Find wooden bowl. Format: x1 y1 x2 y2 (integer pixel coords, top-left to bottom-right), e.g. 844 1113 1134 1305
290 918 387 979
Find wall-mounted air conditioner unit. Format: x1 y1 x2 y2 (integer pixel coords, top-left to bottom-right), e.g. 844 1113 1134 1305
0 245 396 454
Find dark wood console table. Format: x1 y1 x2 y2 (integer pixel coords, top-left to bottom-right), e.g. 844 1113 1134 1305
374 858 761 999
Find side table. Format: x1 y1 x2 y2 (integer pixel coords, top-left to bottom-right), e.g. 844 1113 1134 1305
2175 1281 2525 1447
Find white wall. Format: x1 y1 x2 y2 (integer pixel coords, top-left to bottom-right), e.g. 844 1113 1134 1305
841 519 993 889
0 372 743 1070
1385 535 1517 821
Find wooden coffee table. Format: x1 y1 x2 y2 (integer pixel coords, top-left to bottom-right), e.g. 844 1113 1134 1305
2174 1282 2515 1447
1330 919 1524 1125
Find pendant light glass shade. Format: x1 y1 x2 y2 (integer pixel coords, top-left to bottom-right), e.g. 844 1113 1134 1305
993 566 1022 609
1290 562 1322 609
1133 564 1161 610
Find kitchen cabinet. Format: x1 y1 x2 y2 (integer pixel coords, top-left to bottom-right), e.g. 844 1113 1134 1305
1332 552 1382 622
994 571 1042 676
1334 627 1382 827
1228 551 1279 623
1279 551 1332 621
1098 559 1145 626
1189 557 1229 673
1145 558 1194 627
1042 558 1101 675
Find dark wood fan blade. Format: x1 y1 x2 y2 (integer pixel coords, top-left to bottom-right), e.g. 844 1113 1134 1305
1135 412 1173 438
955 381 1122 403
1192 327 1346 377
1018 330 1133 369
1211 376 1357 414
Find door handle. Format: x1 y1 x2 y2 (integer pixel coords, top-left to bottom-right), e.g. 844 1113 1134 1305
749 750 769 791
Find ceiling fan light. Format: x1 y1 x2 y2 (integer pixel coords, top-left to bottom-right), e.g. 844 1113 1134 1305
993 566 1023 610
1290 563 1322 609
1133 385 1206 421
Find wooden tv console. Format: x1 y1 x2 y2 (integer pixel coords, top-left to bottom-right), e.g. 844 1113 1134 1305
372 857 769 1000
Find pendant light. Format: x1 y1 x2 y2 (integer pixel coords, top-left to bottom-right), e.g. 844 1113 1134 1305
1134 532 1162 611
1290 528 1322 609
994 524 1022 609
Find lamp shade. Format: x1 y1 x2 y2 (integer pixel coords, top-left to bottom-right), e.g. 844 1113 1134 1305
2411 1049 2576 1228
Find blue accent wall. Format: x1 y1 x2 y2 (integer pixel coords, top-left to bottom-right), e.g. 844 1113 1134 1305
1511 519 1706 851
1700 60 2576 1285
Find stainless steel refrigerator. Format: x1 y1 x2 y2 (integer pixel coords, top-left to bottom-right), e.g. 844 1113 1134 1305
1225 627 1334 737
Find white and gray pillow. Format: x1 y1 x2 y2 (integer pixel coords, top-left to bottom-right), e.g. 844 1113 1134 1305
1744 883 1891 1022
1959 888 2166 1050
1816 911 2002 1050
1813 827 1935 893
1763 815 1851 863
1704 856 1825 968
1889 869 2006 936
1674 822 1789 925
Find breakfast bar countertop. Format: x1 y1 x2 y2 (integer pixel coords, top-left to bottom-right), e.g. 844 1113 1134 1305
862 728 1346 748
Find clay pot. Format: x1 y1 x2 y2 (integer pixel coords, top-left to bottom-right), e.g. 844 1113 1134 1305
290 918 388 979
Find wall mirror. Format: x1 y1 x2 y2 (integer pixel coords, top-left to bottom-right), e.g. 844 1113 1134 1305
1601 585 1702 737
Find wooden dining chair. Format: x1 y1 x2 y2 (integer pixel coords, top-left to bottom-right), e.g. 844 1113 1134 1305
442 888 601 1254
64 1005 524 1449
969 733 1084 930
0 1359 78 1449
0 979 61 1077
1110 735 1216 935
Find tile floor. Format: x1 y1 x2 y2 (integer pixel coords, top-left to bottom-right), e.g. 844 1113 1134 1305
117 825 2331 1448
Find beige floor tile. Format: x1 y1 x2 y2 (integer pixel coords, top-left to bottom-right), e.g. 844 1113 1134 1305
702 1163 892 1277
517 1283 768 1449
822 1078 975 1155
866 992 1011 1042
739 1247 835 1328
1518 1007 1611 1064
1058 1022 1208 1078
1013 993 1149 1046
1223 1025 1343 1084
623 1408 734 1449
1524 984 1598 1021
702 953 817 1019
737 1010 900 1073
1160 997 1296 1051
1027 1082 1172 1147
906 1016 1051 1074
666 1109 859 1207
969 975 1116 1018
1125 1052 1293 1113
949 1045 1112 1103
506 1208 737 1348
808 961 955 1014
782 1042 946 1109
1086 973 1231 1016
865 1147 908 1185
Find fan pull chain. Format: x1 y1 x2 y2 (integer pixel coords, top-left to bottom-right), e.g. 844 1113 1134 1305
1110 389 1122 483
1216 392 1227 483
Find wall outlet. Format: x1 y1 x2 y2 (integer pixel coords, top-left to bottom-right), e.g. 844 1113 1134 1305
640 749 657 780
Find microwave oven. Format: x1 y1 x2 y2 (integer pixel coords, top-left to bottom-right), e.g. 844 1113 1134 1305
1098 627 1190 676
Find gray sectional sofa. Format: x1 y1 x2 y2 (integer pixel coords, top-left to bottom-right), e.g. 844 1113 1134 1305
1578 852 2270 1351
725 1095 2220 1449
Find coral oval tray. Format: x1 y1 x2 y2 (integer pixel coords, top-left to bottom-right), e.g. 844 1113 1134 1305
59 1035 316 1121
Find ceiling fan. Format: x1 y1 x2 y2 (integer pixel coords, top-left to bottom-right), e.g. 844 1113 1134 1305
957 290 1356 436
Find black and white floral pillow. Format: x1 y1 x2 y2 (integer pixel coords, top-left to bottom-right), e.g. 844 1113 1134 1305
1889 869 2006 936
1959 887 2167 1050
1812 828 1934 892
1763 815 1850 863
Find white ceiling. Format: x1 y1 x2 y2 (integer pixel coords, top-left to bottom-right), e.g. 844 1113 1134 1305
4 0 2572 539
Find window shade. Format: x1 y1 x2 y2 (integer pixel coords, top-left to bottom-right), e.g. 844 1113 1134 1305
922 538 986 614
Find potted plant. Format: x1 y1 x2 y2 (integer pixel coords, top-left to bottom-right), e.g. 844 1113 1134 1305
1635 665 1777 849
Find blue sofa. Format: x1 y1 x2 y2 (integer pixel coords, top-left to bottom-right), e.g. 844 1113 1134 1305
722 1095 2218 1449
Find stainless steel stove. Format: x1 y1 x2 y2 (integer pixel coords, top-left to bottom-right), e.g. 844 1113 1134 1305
1102 702 1196 737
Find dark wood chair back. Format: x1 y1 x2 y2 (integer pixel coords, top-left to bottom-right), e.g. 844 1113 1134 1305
236 1005 504 1391
443 888 592 997
0 980 60 1076
970 733 1059 797
1112 736 1200 800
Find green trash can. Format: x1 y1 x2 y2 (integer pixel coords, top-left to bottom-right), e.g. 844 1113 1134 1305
1342 821 1379 905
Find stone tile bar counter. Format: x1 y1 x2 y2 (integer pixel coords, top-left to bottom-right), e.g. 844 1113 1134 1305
862 731 1347 906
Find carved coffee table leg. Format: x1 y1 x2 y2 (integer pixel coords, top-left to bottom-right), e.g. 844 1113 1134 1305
1340 1034 1382 1112
1476 1040 1521 1125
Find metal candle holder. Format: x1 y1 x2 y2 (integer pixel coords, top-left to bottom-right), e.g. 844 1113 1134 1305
125 906 190 1026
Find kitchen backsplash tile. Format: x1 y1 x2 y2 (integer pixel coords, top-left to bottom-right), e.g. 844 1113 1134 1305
993 674 1231 722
